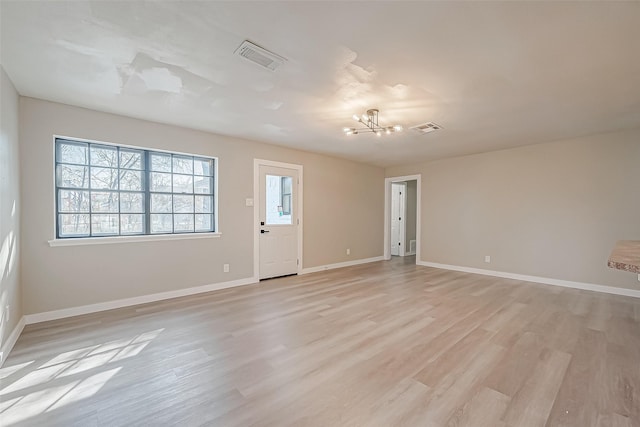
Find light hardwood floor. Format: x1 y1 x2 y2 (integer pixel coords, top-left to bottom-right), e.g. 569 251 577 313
2 257 639 426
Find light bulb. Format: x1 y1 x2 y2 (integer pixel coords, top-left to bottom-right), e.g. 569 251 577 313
352 114 359 121
376 130 382 137
386 128 391 135
343 127 351 133
393 125 403 132
362 114 368 122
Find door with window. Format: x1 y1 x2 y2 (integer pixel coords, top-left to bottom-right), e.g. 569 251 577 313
259 165 299 279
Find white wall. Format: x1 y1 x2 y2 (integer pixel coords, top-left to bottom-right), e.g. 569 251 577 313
19 98 385 315
0 66 22 357
387 128 640 290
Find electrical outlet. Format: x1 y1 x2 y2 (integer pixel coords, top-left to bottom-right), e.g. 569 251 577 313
484 255 491 263
223 264 230 273
346 248 350 255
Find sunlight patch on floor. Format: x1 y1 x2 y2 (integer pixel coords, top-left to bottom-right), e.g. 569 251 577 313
48 367 122 411
0 360 34 380
0 328 164 426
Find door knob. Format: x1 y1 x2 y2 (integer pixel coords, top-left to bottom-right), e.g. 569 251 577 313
261 230 270 233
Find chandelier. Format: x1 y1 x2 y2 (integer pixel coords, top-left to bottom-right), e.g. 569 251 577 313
343 109 403 136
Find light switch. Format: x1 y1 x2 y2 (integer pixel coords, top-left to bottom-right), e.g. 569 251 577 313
245 198 254 206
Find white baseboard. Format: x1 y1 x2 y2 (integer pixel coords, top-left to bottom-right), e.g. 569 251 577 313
418 261 640 299
24 277 258 325
1 316 26 368
302 256 385 275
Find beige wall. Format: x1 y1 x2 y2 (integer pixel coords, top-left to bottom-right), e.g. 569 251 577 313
0 66 22 355
387 128 640 290
19 98 384 315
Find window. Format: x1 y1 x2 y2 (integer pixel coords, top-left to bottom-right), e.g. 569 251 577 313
265 174 293 225
55 138 216 238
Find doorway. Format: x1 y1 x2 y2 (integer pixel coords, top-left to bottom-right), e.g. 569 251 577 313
254 159 303 280
390 182 406 256
384 175 421 263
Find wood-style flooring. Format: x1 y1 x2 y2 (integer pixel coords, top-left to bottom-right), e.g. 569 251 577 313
2 256 639 426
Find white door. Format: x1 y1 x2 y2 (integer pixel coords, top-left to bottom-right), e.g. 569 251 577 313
391 182 405 256
259 165 299 279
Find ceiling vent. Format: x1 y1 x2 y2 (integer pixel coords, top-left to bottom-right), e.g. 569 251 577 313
410 122 443 134
235 40 286 71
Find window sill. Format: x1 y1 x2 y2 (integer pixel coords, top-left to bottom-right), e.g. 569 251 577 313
48 232 222 247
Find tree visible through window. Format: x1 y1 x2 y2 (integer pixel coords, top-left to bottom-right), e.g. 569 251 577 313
55 138 216 238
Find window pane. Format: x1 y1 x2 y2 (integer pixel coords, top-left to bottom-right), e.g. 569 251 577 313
194 158 212 176
58 142 87 165
91 167 118 190
120 170 142 191
120 193 144 213
150 214 173 233
150 172 172 192
174 214 194 232
195 214 212 231
265 174 292 225
59 164 89 188
195 196 212 213
194 176 211 194
282 177 292 194
91 214 119 235
59 190 89 213
151 194 172 213
59 214 90 236
174 195 194 213
91 192 119 213
120 150 142 170
173 155 193 174
150 153 171 172
90 145 117 167
283 194 291 215
173 174 193 193
120 214 144 234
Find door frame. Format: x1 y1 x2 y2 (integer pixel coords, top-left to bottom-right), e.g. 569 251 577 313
253 159 304 281
384 174 421 263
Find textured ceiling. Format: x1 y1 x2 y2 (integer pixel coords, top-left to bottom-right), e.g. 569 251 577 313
1 1 639 167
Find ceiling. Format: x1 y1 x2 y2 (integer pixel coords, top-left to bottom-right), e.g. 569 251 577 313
2 1 639 167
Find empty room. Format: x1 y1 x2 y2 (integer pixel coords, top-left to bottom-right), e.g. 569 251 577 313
1 1 639 426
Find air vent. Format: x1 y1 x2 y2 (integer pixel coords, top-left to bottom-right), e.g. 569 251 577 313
410 122 443 134
235 40 286 71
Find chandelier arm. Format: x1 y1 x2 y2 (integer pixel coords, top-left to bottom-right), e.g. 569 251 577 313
345 109 401 135
355 126 380 132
